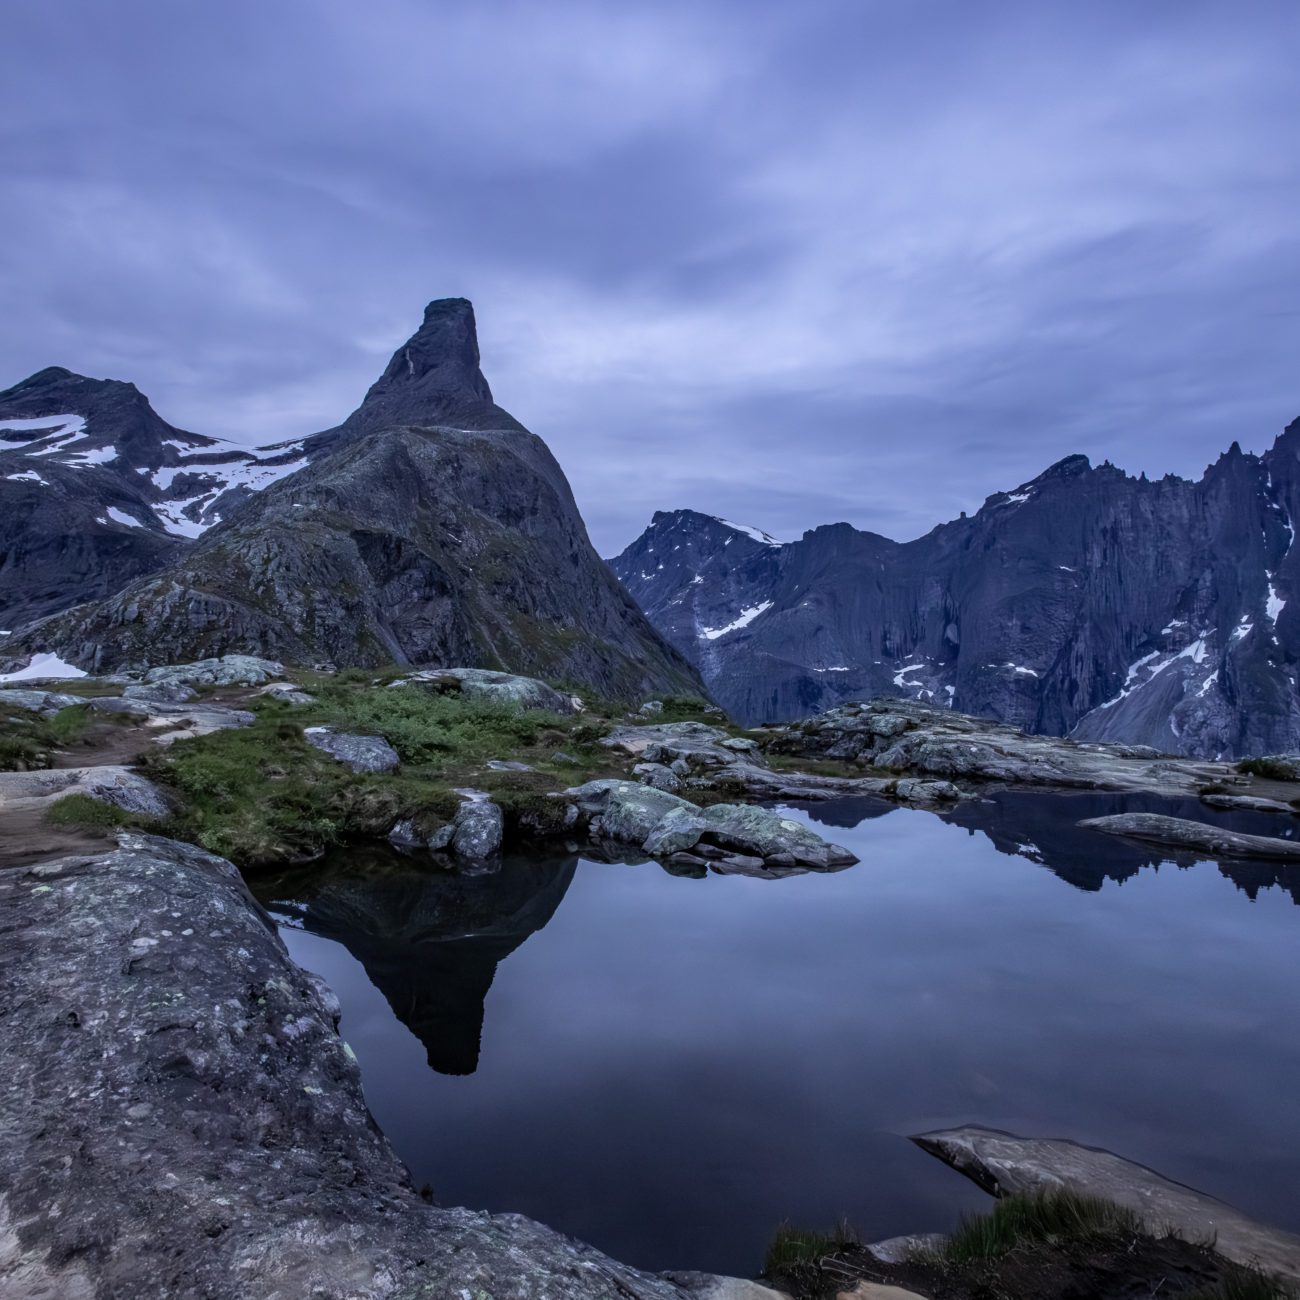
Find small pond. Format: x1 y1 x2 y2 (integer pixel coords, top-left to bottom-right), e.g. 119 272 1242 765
251 790 1300 1277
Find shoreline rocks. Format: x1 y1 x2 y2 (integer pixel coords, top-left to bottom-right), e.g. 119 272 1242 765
563 778 858 873
913 1126 1300 1284
766 698 1250 799
0 833 726 1299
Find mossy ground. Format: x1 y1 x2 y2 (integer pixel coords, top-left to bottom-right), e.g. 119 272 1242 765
137 679 635 868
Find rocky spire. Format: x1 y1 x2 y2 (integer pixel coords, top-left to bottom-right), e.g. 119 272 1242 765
346 298 514 434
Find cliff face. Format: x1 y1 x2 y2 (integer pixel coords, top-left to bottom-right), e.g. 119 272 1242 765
611 424 1300 757
4 301 702 702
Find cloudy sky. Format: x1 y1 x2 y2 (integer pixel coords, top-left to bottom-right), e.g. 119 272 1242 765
4 1 1299 554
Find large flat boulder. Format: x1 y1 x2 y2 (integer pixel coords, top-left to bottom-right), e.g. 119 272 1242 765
770 698 1245 798
396 667 581 714
0 687 85 715
563 779 857 872
304 726 400 774
0 764 170 819
143 654 285 687
914 1126 1300 1284
644 803 857 870
0 834 703 1298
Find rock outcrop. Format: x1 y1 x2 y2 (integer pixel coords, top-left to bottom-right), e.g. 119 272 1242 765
0 833 726 1298
3 301 703 706
304 726 401 775
393 666 582 714
765 698 1238 798
913 1127 1300 1285
602 719 962 805
612 425 1300 758
0 764 171 818
563 778 858 873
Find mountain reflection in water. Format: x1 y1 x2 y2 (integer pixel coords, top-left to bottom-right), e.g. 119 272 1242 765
260 850 575 1075
251 790 1300 1276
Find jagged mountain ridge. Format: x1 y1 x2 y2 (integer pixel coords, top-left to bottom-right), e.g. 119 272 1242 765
610 427 1300 757
2 300 702 701
0 368 308 626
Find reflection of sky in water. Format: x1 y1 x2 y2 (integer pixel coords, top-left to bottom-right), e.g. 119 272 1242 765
261 794 1300 1277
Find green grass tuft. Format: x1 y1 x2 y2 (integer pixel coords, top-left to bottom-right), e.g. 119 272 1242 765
43 793 133 830
763 1217 858 1277
941 1190 1140 1263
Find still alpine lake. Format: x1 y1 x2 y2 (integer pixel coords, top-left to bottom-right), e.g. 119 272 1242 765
250 791 1300 1277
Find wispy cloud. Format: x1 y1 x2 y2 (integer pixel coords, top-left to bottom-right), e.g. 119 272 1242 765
3 0 1298 551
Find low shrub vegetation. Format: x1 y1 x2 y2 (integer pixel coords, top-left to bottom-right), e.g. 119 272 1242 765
1236 757 1299 781
0 702 94 771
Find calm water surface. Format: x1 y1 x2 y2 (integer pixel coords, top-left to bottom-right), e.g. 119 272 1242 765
251 791 1300 1277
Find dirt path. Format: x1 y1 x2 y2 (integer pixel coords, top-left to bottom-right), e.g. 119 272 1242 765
2 687 260 870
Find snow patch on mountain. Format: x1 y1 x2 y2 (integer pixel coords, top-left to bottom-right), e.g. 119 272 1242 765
0 414 87 441
715 518 783 546
700 601 773 640
0 652 88 682
103 507 144 529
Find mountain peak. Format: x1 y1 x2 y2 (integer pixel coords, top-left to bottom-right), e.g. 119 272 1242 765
1 365 87 401
351 297 497 433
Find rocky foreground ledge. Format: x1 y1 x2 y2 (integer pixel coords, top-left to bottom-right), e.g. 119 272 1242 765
0 833 765 1300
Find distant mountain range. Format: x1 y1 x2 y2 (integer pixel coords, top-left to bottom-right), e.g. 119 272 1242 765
610 429 1300 758
0 300 701 702
8 299 1299 758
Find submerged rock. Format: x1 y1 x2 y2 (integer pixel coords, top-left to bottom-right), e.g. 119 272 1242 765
304 726 400 774
143 654 285 687
1080 812 1300 861
0 834 698 1297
